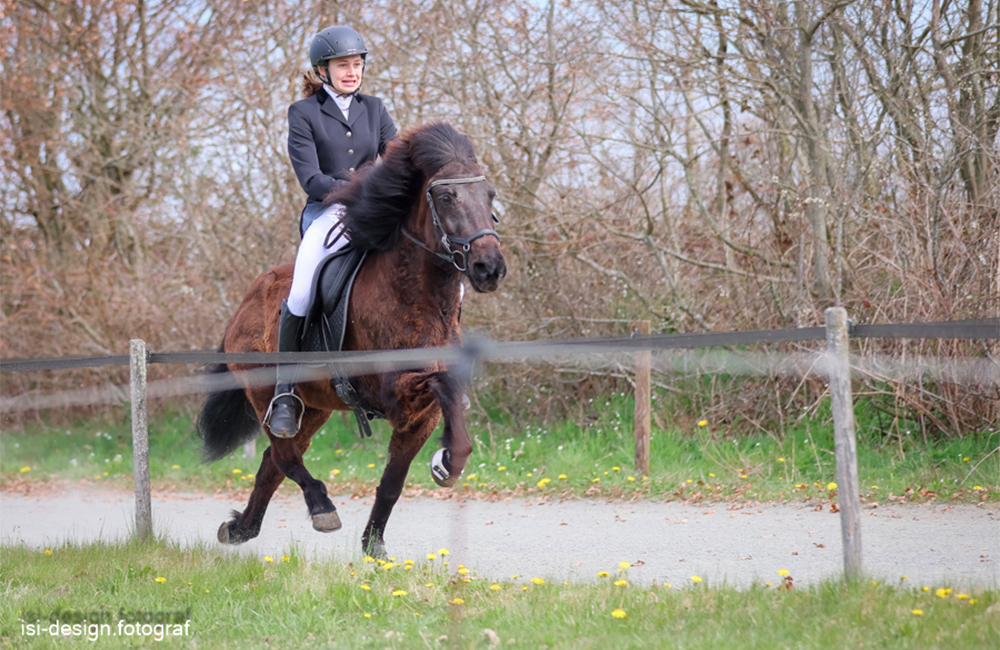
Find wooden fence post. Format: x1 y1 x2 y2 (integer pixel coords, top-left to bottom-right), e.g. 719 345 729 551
632 320 651 477
130 339 152 542
825 308 862 580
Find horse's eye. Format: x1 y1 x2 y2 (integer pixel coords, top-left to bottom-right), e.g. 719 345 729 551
440 193 454 205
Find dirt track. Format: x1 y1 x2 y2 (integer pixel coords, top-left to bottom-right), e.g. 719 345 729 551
2 486 996 589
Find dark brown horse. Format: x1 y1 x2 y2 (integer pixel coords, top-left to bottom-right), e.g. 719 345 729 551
197 122 506 558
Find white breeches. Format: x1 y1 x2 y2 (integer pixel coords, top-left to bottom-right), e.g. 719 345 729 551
286 204 348 317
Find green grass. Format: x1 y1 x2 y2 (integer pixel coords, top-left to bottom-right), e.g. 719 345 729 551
1 395 997 503
1 541 996 649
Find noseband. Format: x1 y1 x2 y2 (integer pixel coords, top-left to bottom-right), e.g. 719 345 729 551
402 175 500 272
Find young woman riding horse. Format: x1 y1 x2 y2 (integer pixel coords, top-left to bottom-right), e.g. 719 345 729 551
197 118 506 557
269 25 397 439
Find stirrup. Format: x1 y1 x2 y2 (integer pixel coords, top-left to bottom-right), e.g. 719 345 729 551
263 391 305 438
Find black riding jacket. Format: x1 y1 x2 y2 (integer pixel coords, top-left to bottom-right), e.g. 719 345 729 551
287 89 397 204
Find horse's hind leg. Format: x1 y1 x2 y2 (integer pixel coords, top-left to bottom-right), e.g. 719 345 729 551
267 408 341 532
218 446 284 544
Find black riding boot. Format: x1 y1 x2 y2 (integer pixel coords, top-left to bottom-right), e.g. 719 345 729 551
264 301 305 438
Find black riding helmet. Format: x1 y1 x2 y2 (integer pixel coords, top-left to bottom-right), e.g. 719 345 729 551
310 26 367 92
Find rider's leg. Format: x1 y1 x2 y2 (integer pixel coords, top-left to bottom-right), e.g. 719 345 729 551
264 300 305 438
266 205 349 437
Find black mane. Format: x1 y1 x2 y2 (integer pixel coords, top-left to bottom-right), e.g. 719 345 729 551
331 122 479 251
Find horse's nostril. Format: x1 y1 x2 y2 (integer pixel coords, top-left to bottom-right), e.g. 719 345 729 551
473 261 489 280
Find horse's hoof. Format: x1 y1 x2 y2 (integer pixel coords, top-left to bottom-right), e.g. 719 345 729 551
431 448 458 488
218 521 241 545
312 510 342 533
364 539 388 561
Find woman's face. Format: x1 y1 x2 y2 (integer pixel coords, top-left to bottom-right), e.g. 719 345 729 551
324 54 364 95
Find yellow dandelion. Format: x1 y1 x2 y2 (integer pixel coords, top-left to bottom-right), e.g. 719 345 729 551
614 579 628 587
498 466 507 471
957 593 970 600
973 485 983 490
536 478 551 488
404 559 415 565
19 466 30 473
363 612 371 618
935 588 952 598
392 590 407 597
709 473 716 477
335 449 343 455
490 584 501 591
613 466 621 471
367 463 375 468
426 553 437 560
281 555 290 562
155 577 166 583
611 608 627 619
363 556 376 563
691 575 703 583
912 609 923 616
593 478 601 483
697 420 707 427
458 567 470 575
204 589 210 593
439 548 450 556
963 457 969 462
359 584 371 591
531 577 545 585
449 598 465 605
527 472 533 477
43 549 52 556
558 474 567 479
233 469 242 474
172 464 180 469
522 586 529 591
512 574 519 579
425 582 435 587
381 563 394 571
922 586 930 592
330 469 341 476
619 561 631 568
777 569 790 576
597 571 610 578
901 575 908 580
827 482 837 490
413 612 421 617
778 458 785 463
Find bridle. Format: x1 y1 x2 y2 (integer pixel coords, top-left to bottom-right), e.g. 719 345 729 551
402 175 500 272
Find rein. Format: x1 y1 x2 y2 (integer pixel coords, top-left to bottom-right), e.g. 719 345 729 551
402 175 500 272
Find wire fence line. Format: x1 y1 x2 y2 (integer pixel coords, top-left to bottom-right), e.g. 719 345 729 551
0 318 997 414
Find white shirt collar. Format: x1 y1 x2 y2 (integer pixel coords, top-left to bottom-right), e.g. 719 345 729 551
324 85 352 120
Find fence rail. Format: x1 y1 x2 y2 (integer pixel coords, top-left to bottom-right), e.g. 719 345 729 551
1 314 997 580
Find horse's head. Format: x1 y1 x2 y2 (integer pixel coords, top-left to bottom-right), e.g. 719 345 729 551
337 121 507 292
418 161 507 293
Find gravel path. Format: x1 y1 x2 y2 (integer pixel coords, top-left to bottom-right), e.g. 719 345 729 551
2 486 997 589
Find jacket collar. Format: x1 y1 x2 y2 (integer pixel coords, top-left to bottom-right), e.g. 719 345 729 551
317 89 367 127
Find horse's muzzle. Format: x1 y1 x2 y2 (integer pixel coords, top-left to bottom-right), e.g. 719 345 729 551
467 242 506 293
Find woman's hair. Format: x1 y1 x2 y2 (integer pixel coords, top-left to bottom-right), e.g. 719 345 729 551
301 69 324 98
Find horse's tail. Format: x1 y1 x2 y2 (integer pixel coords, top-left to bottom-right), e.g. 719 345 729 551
197 347 261 463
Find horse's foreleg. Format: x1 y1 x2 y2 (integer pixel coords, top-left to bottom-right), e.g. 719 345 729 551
218 446 284 545
267 409 341 533
426 371 472 488
361 449 421 560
